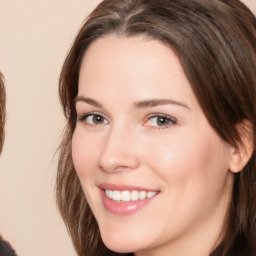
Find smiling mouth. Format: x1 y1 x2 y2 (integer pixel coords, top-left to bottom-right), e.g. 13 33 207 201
104 189 158 202
99 185 160 215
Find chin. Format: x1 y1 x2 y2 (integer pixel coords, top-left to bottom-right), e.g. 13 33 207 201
100 229 150 254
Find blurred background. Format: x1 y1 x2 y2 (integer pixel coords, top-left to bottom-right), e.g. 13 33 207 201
0 1 255 255
0 1 102 255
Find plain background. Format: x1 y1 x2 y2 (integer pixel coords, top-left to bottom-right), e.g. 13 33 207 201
0 1 255 256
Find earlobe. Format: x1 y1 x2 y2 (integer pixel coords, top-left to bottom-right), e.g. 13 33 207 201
229 120 254 173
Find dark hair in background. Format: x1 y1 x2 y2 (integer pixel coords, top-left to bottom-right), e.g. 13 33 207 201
0 74 17 256
0 72 6 154
56 0 256 255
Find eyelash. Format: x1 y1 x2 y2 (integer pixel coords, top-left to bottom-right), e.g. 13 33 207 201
77 112 177 129
77 112 108 126
144 114 177 129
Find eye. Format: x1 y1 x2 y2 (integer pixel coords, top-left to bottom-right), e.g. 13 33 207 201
78 113 108 125
144 114 176 128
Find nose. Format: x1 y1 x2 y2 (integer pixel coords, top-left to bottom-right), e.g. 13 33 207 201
98 126 140 173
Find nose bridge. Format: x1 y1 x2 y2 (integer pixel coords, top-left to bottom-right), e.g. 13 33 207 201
98 123 139 172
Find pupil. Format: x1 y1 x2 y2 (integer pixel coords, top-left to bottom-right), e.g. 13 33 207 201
157 117 167 126
94 115 103 123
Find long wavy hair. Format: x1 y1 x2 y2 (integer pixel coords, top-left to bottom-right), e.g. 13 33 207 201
56 0 256 255
0 72 6 154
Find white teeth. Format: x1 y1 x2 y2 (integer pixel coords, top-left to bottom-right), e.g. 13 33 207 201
147 191 156 198
121 191 130 202
131 190 139 201
139 191 147 200
105 189 157 202
112 190 121 201
106 189 113 198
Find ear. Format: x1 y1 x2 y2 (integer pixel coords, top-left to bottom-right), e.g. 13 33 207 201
229 120 254 173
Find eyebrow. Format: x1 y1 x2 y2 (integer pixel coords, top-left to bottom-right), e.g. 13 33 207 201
75 96 190 110
75 96 103 108
134 99 190 110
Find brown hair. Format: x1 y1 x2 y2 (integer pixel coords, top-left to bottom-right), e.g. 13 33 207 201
0 72 6 154
56 0 256 255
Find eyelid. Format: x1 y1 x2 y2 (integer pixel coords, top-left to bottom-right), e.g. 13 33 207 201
76 111 176 129
77 111 109 125
143 113 177 128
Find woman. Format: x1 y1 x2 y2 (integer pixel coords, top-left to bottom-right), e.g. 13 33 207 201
0 73 17 256
56 0 256 255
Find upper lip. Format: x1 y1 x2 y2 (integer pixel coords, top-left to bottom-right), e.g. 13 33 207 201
97 183 160 192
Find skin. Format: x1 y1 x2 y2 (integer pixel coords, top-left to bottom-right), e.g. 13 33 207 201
72 36 236 256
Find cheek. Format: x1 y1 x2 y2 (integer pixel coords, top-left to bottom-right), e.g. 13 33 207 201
71 129 103 212
141 127 231 191
71 128 99 180
140 128 232 230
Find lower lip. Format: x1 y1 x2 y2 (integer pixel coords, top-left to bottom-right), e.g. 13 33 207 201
100 190 158 215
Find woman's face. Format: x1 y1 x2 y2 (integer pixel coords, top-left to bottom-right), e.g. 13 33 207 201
72 36 234 255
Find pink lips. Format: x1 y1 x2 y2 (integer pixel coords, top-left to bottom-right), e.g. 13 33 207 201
98 184 159 215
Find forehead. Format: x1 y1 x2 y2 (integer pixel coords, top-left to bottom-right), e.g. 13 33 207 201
78 35 198 108
79 35 184 79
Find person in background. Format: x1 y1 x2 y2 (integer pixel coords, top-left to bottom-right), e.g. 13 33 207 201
0 72 17 256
